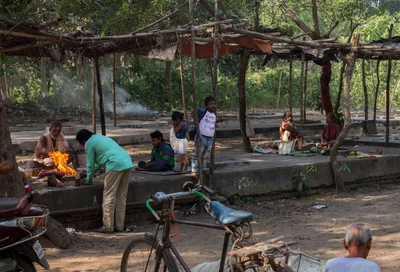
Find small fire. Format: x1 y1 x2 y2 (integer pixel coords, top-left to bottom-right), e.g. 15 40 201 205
48 151 76 175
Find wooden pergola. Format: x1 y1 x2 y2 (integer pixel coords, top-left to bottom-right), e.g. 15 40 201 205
1 13 399 188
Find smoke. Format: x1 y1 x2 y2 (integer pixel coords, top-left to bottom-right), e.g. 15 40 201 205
104 85 152 115
49 66 153 115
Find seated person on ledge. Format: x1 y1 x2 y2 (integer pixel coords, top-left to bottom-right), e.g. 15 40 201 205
321 112 341 148
136 130 175 172
279 111 313 150
33 121 72 168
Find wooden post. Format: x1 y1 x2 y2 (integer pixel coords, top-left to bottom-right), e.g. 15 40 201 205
91 59 96 133
276 68 283 111
112 54 117 127
385 24 393 145
94 57 106 136
189 0 202 185
304 61 308 120
373 60 381 121
179 43 188 128
209 0 219 185
289 56 293 113
300 52 305 128
362 58 368 120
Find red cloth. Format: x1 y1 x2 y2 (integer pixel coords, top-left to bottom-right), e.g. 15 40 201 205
321 63 333 115
181 36 272 59
323 123 341 141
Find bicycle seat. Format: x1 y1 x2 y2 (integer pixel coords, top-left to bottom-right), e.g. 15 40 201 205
211 201 253 226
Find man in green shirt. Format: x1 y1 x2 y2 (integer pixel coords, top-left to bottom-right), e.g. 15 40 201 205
136 130 175 172
76 129 133 233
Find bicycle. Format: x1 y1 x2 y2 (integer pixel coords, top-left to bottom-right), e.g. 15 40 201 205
120 181 295 272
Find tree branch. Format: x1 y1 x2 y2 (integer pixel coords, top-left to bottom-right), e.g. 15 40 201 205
311 0 320 38
280 2 320 40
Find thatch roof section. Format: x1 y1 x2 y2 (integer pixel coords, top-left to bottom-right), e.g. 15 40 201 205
1 19 400 61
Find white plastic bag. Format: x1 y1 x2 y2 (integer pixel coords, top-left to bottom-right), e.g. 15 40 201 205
276 140 295 154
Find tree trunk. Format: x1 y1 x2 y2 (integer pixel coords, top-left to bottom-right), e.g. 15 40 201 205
0 93 25 198
238 50 251 152
40 58 48 98
276 68 283 111
373 60 381 121
385 57 392 145
311 0 321 38
362 59 368 120
329 35 359 191
385 24 393 146
254 1 260 31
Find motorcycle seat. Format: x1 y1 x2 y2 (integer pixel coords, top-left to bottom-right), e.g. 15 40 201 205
0 198 21 211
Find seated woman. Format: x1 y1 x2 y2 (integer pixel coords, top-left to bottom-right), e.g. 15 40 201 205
321 112 341 147
279 111 313 150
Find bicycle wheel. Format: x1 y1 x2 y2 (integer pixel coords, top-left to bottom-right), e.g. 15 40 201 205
120 236 178 272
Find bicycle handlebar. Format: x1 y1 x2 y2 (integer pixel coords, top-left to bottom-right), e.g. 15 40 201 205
145 184 212 220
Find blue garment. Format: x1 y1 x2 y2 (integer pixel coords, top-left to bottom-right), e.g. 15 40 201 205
85 134 133 184
176 120 188 139
191 134 214 173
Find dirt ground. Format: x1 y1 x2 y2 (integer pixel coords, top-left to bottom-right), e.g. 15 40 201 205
11 110 400 272
26 128 399 272
36 180 400 272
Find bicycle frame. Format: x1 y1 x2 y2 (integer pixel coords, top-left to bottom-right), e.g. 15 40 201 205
147 191 240 272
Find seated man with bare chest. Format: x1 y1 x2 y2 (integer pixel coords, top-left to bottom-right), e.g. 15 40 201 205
34 121 71 168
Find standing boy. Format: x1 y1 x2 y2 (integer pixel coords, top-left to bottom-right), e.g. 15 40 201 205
191 96 223 179
75 129 133 233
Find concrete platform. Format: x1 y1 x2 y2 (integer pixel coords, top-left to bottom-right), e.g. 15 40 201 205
11 118 400 230
11 120 326 152
30 143 400 230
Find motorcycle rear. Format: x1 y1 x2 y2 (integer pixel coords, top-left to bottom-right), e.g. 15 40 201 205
0 194 50 272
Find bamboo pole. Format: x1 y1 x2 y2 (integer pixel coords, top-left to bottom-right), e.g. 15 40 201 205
289 56 293 113
276 68 283 111
189 0 202 185
91 59 96 133
304 61 308 120
94 57 106 135
385 24 393 145
179 44 188 130
300 51 305 128
373 60 381 121
362 59 368 120
112 54 117 127
209 0 220 186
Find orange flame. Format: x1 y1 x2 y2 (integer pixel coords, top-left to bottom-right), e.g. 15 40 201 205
48 151 76 175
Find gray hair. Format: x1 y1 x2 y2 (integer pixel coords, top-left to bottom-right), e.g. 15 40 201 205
50 121 63 129
345 223 372 246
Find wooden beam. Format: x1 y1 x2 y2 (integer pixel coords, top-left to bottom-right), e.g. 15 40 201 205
94 57 106 135
91 58 97 134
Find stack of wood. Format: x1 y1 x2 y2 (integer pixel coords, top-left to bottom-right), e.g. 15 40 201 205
228 235 297 272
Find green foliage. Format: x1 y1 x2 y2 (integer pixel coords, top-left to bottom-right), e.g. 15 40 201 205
291 165 317 193
338 163 351 173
